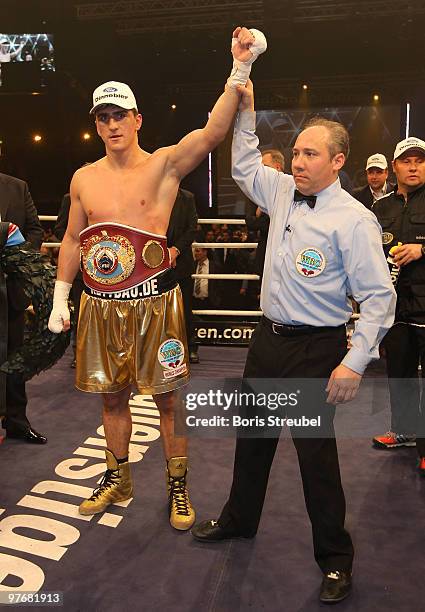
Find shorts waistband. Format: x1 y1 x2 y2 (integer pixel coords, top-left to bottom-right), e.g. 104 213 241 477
262 316 345 336
84 268 177 300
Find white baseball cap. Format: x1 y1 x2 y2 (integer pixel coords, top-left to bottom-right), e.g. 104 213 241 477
393 136 425 160
366 153 388 170
90 81 138 114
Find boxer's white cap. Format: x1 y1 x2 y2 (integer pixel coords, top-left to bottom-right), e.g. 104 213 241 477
366 153 387 170
90 81 138 114
393 136 425 160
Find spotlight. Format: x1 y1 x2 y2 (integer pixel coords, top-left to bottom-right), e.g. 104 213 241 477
33 134 42 143
171 104 176 110
302 84 308 90
83 132 91 141
373 94 379 102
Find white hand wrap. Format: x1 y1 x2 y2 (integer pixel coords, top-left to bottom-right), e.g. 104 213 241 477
227 28 267 88
48 280 72 333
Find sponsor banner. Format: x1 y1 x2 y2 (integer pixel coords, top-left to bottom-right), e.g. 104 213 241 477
194 318 357 347
193 320 257 346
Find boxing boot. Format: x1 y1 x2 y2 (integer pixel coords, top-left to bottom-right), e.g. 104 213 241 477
79 449 133 515
166 457 195 530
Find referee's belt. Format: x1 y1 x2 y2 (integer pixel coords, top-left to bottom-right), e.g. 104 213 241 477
80 222 170 293
262 316 345 336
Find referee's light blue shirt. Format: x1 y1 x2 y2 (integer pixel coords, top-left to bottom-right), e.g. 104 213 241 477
232 110 396 375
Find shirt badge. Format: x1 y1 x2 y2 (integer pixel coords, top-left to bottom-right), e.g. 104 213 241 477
295 247 326 277
382 232 393 245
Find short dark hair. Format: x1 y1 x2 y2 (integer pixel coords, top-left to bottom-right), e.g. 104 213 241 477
303 116 350 159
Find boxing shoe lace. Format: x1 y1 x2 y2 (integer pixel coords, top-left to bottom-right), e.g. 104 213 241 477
89 468 120 500
168 474 190 516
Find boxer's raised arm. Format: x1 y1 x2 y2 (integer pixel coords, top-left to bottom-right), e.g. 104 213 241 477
167 27 267 180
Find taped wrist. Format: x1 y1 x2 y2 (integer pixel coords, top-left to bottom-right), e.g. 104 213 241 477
52 280 72 307
227 28 267 88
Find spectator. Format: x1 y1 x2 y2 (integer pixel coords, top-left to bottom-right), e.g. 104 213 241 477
353 154 393 209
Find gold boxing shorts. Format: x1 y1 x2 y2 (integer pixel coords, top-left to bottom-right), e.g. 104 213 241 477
76 221 189 395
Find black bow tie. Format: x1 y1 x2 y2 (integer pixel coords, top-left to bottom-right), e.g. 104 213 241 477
294 189 317 209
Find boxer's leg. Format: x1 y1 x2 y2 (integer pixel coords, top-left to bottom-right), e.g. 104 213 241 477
155 390 195 530
79 387 133 515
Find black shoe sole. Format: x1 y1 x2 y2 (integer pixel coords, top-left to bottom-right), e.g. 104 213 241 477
372 441 416 449
319 593 351 604
191 531 254 543
320 588 352 604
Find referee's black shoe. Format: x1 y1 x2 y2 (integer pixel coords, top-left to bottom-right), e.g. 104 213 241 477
191 519 253 542
319 570 352 604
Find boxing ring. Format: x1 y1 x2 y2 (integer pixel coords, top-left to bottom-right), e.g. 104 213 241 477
0 219 421 612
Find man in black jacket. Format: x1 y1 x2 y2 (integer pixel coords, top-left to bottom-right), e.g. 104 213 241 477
353 153 392 209
190 246 223 362
0 172 46 443
166 188 198 361
371 137 425 475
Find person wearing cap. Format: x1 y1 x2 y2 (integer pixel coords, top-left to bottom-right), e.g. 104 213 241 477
352 153 392 209
47 27 267 530
372 137 425 475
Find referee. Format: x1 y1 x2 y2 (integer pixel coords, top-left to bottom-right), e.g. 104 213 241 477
192 81 396 604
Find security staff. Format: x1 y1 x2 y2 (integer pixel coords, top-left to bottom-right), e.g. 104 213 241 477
192 80 396 604
372 137 425 475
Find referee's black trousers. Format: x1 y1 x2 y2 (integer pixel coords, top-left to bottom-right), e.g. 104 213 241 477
218 318 354 573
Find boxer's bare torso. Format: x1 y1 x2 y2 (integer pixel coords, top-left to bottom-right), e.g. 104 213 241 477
72 147 179 236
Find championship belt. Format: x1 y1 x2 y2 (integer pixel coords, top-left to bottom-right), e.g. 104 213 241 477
80 222 171 292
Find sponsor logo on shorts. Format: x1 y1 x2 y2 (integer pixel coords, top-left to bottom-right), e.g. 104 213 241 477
295 247 326 277
163 364 188 379
382 232 393 244
158 339 187 379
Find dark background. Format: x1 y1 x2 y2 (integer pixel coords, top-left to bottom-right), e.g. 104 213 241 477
0 0 424 216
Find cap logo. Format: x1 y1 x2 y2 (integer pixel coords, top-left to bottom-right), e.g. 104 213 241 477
94 93 129 103
104 87 118 92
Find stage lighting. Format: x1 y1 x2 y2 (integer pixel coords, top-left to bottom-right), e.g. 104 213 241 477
171 104 177 110
373 94 379 102
83 132 91 141
302 84 308 90
33 134 42 143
